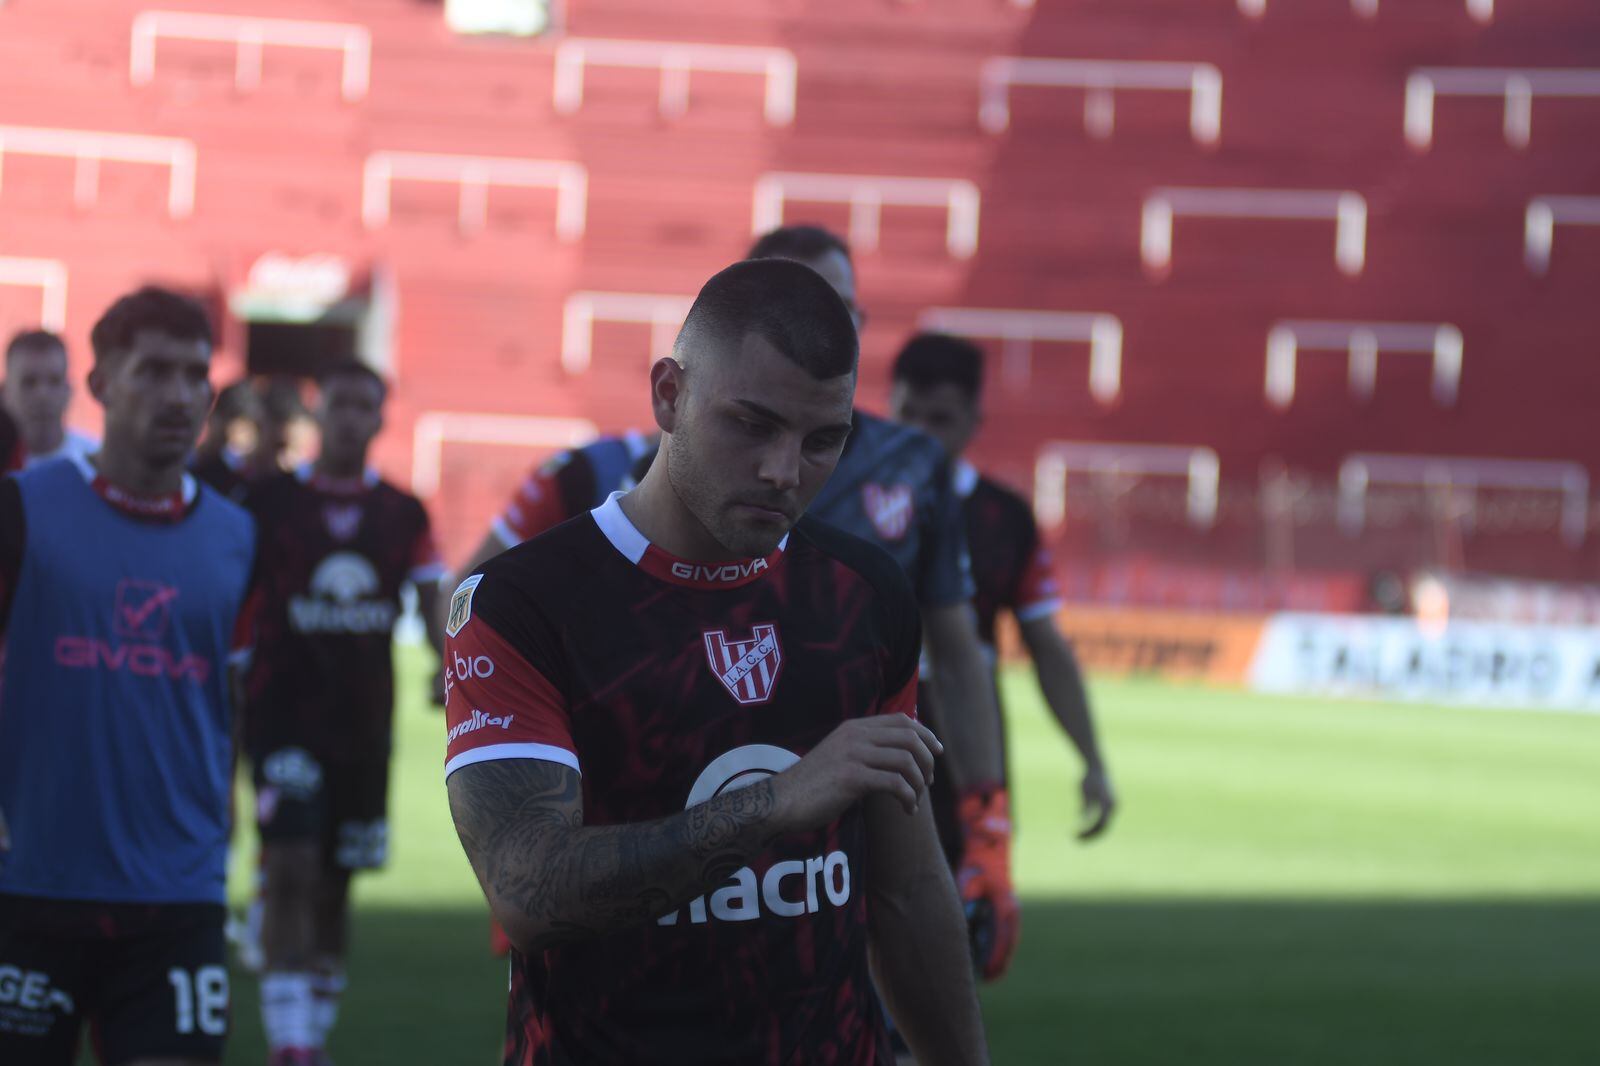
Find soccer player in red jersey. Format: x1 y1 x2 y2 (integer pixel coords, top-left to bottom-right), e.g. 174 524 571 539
889 333 1116 839
444 259 988 1065
458 227 1022 982
244 363 447 1066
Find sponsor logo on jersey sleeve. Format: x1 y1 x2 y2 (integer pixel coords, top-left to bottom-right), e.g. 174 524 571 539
703 623 783 705
862 483 915 542
446 574 484 638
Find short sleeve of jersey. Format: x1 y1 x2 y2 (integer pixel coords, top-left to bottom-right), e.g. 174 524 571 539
1009 511 1064 623
443 572 579 779
406 498 448 586
877 552 922 720
492 452 593 547
915 459 976 609
230 532 265 668
0 477 25 637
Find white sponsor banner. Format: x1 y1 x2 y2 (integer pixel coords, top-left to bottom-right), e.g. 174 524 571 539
1250 613 1600 713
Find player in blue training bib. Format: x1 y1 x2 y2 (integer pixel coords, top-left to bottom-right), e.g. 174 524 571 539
0 288 258 1066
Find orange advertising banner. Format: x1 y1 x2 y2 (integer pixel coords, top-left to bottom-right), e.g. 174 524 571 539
1002 606 1268 685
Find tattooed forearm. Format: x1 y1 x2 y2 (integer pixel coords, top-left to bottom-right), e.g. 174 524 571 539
447 760 781 953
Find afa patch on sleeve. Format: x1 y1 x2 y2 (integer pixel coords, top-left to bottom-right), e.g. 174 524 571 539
446 574 484 638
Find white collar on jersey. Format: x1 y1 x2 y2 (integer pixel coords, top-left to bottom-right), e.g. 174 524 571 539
70 450 198 505
591 491 789 566
952 459 980 500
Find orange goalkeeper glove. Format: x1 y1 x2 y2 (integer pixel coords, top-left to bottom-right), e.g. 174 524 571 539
956 787 1019 982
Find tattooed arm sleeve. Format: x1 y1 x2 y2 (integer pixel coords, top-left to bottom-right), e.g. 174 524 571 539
447 758 783 953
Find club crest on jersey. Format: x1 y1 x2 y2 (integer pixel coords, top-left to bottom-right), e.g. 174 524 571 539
323 502 363 541
446 574 483 638
703 623 783 706
862 483 914 542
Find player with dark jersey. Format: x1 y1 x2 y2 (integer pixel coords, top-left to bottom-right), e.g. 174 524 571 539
445 259 987 1065
454 227 1022 983
0 288 257 1066
244 362 446 1066
889 333 1115 840
191 380 265 502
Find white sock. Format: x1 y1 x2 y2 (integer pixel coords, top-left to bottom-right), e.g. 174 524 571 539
310 969 347 1049
260 971 315 1052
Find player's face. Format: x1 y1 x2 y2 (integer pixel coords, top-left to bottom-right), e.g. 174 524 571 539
666 332 855 557
317 376 384 467
888 380 980 459
3 345 72 443
90 330 213 468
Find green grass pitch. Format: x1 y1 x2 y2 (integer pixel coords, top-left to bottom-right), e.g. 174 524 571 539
208 648 1599 1065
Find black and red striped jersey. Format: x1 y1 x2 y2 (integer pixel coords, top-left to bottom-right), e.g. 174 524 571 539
244 466 445 761
443 492 922 1066
955 462 1063 651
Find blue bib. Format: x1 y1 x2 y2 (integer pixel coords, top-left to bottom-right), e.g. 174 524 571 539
0 459 255 903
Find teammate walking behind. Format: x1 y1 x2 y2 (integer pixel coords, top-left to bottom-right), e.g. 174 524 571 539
0 288 257 1066
244 362 447 1066
889 333 1115 838
445 259 989 1064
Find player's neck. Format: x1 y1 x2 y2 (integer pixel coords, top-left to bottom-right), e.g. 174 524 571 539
314 452 367 482
23 421 65 456
622 468 742 562
93 445 186 497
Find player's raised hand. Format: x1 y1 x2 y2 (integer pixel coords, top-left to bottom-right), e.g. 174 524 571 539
1079 763 1116 841
771 715 943 831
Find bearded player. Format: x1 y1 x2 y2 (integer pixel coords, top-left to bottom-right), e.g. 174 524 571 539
889 332 1115 839
454 226 1019 982
444 259 988 1064
244 362 447 1065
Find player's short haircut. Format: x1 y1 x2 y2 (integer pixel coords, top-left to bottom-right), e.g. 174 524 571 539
90 287 213 367
212 381 261 423
746 224 852 265
677 259 858 381
891 332 985 400
318 360 388 400
5 329 66 366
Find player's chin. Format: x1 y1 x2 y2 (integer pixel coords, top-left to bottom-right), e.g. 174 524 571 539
719 511 790 556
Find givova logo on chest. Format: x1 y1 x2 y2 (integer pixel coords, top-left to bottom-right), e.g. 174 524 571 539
658 745 852 927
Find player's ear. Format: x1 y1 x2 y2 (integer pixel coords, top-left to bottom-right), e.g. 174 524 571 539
86 360 110 406
648 357 685 434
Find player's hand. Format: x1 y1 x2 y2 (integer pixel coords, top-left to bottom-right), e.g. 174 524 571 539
431 664 447 708
957 788 1020 982
770 715 942 832
1078 763 1116 841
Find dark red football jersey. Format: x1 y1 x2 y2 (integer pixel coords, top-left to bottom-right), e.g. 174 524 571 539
245 467 444 761
956 463 1063 651
443 493 922 1066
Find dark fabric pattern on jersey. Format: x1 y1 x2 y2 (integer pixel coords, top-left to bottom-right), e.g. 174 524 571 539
244 472 433 761
452 508 920 1066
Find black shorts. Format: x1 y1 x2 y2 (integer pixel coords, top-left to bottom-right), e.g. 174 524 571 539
252 747 390 871
0 894 228 1065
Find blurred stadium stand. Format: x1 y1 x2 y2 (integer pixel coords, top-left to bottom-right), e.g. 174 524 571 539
0 0 1597 596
